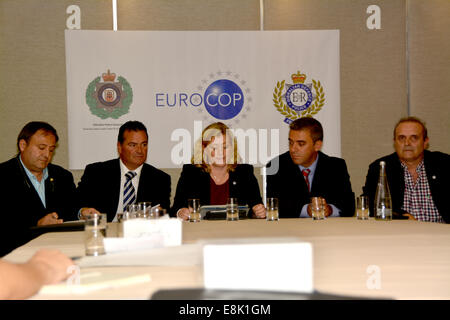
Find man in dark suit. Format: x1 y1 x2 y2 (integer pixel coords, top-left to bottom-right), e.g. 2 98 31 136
77 121 171 221
266 117 355 218
363 117 449 223
0 122 77 256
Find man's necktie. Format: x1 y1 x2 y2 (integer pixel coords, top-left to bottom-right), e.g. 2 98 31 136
123 171 137 211
302 169 311 192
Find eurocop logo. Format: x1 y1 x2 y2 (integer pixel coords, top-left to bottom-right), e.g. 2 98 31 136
155 71 248 122
203 79 244 120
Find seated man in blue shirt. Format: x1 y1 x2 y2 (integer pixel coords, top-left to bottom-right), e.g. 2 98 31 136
0 122 77 256
266 117 355 218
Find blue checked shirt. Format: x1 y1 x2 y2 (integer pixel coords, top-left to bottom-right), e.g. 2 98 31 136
20 156 48 208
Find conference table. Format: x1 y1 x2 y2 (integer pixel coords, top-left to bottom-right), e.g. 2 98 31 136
4 218 450 300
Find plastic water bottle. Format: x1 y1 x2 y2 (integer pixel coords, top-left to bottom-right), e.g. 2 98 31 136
375 161 392 221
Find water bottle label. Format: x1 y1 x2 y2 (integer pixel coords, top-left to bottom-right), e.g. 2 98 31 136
376 208 392 220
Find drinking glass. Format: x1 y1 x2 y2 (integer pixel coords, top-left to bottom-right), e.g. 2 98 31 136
127 204 140 219
188 199 201 222
311 197 325 220
138 202 152 218
150 206 165 219
226 198 239 221
266 198 279 221
84 213 106 256
356 196 370 220
116 211 132 238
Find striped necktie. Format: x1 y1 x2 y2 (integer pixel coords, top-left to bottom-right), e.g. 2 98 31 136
123 171 137 211
302 169 311 192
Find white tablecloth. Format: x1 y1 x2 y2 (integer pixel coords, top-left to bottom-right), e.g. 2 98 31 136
4 218 450 300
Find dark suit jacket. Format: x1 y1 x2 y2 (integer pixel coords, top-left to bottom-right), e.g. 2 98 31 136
170 164 263 217
77 158 171 221
266 151 355 218
363 151 450 223
0 156 77 257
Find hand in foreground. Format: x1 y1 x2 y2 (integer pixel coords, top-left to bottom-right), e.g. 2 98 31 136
252 203 266 219
26 249 75 285
37 212 63 226
80 207 101 219
176 208 191 221
402 213 417 220
0 249 75 299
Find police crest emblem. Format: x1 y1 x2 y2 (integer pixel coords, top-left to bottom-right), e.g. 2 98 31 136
273 71 325 124
85 70 133 119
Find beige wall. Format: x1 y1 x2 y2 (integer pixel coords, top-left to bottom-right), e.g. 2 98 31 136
408 0 450 153
0 0 113 186
264 0 408 197
1 0 449 206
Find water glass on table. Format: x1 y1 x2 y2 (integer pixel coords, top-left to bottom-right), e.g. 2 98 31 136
150 206 165 219
116 211 133 222
226 198 239 221
138 202 152 218
116 211 132 237
356 195 369 220
127 204 140 219
311 197 326 220
266 197 279 221
84 213 106 256
188 199 201 222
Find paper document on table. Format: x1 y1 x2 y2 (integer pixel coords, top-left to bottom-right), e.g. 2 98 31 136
76 243 203 267
39 272 151 295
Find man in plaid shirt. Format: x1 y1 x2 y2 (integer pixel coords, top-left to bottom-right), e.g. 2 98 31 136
363 117 449 223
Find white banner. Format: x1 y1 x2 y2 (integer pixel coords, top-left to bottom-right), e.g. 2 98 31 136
65 30 340 169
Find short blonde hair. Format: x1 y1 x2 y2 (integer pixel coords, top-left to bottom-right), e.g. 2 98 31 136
191 122 241 172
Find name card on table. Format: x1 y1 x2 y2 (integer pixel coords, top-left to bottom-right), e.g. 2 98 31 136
103 235 165 254
202 238 313 293
122 218 182 246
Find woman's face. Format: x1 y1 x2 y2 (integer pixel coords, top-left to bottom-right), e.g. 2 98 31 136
204 134 233 167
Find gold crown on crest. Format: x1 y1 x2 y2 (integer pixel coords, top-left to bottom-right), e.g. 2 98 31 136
291 71 306 84
102 69 116 82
